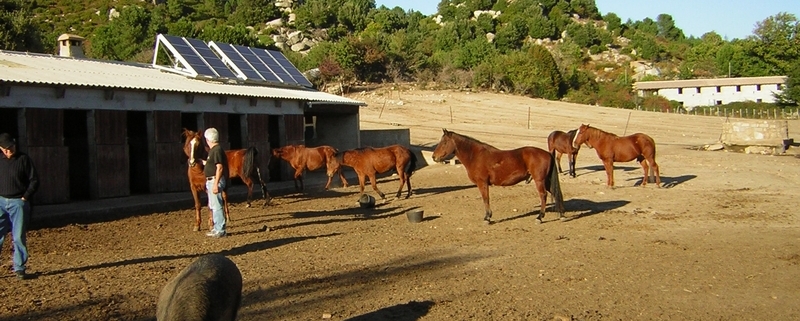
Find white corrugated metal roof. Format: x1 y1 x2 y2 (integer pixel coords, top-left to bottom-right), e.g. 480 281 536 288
0 50 364 106
634 76 787 90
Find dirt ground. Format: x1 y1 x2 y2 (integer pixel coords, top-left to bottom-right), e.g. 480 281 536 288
2 86 800 321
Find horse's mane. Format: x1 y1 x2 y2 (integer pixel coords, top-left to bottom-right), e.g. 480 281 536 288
585 126 618 139
450 132 499 151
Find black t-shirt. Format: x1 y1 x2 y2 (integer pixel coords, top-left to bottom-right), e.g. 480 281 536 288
204 145 229 180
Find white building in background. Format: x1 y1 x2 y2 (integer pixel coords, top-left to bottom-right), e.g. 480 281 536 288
633 76 787 110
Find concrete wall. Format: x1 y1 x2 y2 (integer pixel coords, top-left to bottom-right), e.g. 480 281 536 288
721 120 789 149
359 128 410 148
313 113 360 150
651 84 782 109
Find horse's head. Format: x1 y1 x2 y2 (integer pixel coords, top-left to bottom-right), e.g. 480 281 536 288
326 152 343 178
572 124 591 149
432 128 457 163
182 128 203 166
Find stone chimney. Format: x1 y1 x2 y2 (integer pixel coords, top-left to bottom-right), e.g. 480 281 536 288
58 34 85 58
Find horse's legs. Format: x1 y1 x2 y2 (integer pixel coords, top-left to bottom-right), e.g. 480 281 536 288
602 159 615 188
338 170 349 188
404 173 413 199
476 181 492 223
256 168 270 206
191 188 202 231
534 178 548 224
569 152 577 178
648 157 661 187
356 173 367 195
394 169 406 199
324 175 333 190
367 173 386 199
243 176 254 208
555 152 563 173
222 190 230 224
638 157 650 187
293 167 304 192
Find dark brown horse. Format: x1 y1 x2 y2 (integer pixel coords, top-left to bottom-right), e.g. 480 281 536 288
432 129 564 224
326 145 417 199
547 129 581 178
225 147 270 207
571 124 660 188
271 145 348 191
182 129 230 231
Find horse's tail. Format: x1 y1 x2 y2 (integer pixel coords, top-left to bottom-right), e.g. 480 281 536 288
243 147 258 179
546 150 565 214
404 149 418 177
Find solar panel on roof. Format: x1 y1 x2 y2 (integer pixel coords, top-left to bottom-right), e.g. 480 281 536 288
266 50 314 88
209 42 263 81
154 34 314 88
249 48 293 85
183 38 238 79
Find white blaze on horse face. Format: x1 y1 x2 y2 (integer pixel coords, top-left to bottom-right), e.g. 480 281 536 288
572 128 581 149
189 137 198 165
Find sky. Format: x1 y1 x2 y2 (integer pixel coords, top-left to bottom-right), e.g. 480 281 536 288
374 0 799 40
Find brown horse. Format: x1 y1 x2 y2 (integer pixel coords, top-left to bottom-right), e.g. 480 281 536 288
182 129 230 231
571 124 661 188
224 147 270 208
326 145 417 199
547 129 581 178
432 129 564 224
271 145 348 191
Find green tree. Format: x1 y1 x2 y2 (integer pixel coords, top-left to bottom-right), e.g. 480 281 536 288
777 64 800 105
200 23 259 47
656 14 684 41
749 12 800 75
229 0 280 27
494 16 527 53
91 5 153 61
0 0 46 52
603 12 622 36
337 0 375 32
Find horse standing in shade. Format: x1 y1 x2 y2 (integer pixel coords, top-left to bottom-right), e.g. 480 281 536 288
223 146 270 208
432 129 565 224
183 129 229 231
547 129 581 178
571 124 660 188
271 145 348 191
327 145 417 199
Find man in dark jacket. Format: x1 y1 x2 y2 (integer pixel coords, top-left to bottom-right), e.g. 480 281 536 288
0 133 39 280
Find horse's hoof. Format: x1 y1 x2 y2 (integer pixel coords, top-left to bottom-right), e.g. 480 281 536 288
193 226 200 232
559 216 567 221
483 220 492 225
535 219 543 224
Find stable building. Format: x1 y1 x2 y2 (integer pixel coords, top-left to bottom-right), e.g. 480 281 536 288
0 34 364 205
634 76 787 109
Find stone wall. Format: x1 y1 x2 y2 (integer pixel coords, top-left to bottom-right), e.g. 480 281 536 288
721 120 790 152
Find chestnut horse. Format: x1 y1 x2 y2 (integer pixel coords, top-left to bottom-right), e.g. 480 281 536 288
547 129 581 178
271 145 348 191
326 145 417 199
572 124 660 188
432 129 565 224
182 129 230 231
183 129 270 231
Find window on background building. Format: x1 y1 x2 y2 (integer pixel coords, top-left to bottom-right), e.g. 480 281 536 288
716 100 722 105
716 86 721 93
678 88 683 94
696 87 701 93
757 99 762 103
756 84 761 91
778 84 783 90
736 85 741 92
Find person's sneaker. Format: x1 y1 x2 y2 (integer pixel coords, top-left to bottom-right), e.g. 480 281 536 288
206 230 226 238
15 271 30 280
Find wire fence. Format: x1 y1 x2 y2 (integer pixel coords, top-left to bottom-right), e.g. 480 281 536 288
636 107 800 120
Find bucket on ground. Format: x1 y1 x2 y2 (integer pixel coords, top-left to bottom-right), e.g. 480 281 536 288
406 210 424 223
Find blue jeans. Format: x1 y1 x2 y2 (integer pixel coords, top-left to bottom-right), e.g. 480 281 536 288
0 197 30 273
205 178 226 233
